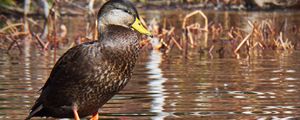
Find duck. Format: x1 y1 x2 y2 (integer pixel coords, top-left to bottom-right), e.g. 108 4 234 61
25 0 151 120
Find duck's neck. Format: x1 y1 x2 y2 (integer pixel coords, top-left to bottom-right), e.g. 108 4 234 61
97 21 129 40
98 24 140 54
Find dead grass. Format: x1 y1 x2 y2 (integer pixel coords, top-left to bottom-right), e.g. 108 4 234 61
0 9 298 58
147 10 297 58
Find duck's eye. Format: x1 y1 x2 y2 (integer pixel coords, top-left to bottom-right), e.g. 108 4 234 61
122 9 130 14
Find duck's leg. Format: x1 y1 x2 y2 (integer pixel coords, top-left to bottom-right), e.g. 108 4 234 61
72 106 80 120
90 112 99 120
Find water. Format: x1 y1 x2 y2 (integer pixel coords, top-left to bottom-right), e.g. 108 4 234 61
1 11 300 120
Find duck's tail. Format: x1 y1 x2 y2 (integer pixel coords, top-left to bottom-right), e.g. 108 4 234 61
25 103 43 120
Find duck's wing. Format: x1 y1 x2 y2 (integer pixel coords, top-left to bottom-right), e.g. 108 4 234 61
27 41 102 119
42 41 102 91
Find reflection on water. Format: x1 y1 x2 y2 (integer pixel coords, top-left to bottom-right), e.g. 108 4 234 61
147 50 167 120
1 11 300 120
1 45 300 120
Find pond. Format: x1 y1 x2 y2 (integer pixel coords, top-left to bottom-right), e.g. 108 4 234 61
1 10 300 120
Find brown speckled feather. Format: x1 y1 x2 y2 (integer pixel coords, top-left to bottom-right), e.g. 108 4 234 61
28 25 140 118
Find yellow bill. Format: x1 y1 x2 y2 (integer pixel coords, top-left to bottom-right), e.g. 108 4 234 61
131 18 152 36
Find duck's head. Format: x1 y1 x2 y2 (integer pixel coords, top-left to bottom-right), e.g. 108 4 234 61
97 0 151 37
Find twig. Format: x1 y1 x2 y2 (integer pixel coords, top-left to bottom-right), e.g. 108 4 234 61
187 26 194 47
182 10 208 31
34 34 48 50
0 23 23 32
234 31 252 53
167 27 175 36
278 32 287 50
10 31 29 37
6 36 22 54
171 37 183 50
209 45 214 53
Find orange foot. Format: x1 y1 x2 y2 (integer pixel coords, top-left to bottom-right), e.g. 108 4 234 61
72 106 80 120
90 112 99 120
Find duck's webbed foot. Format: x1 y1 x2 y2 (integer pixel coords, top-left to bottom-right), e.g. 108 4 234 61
90 112 99 120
